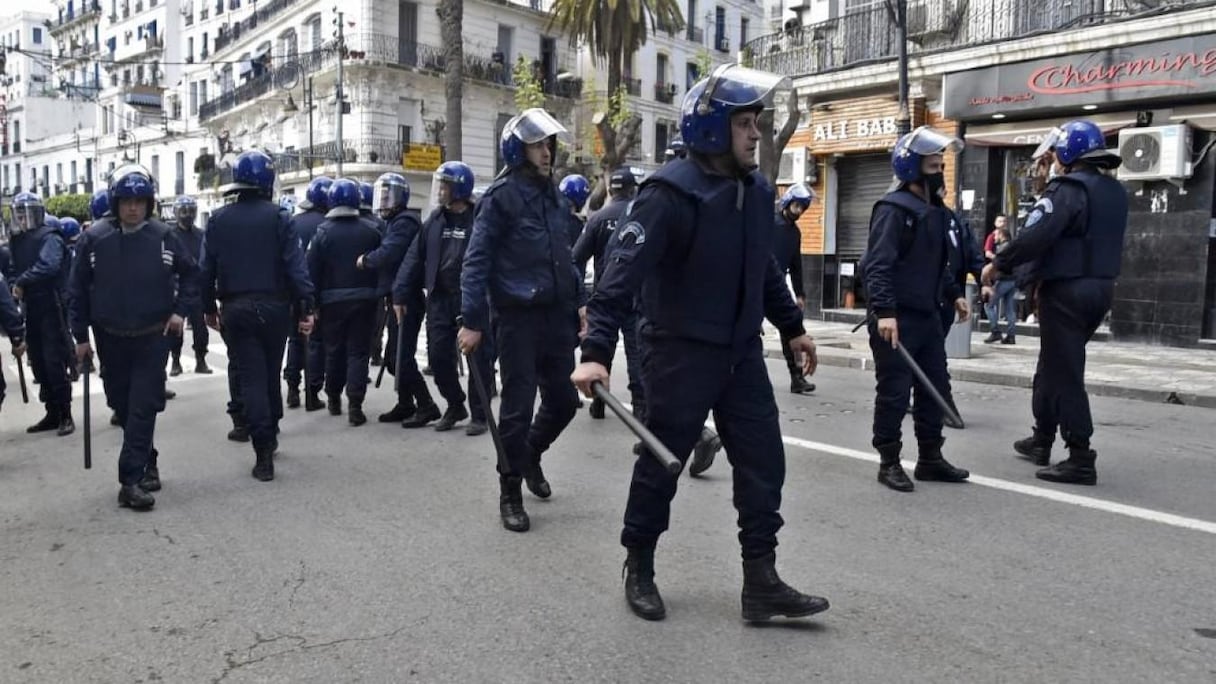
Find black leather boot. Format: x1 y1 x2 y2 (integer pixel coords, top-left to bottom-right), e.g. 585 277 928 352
56 405 75 436
377 402 415 423
689 428 722 477
27 406 60 434
588 397 605 420
227 415 250 442
790 375 816 395
1036 447 1097 486
741 552 830 622
170 354 184 376
1014 427 1054 466
304 389 325 412
525 449 551 499
876 441 913 492
348 399 367 426
195 352 213 374
139 449 162 492
401 403 441 428
118 484 155 510
434 404 469 432
252 446 275 481
623 547 666 621
286 385 301 409
914 438 970 482
498 476 530 532
327 394 342 416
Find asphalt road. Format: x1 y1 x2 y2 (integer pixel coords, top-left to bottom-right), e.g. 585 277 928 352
2 343 1214 683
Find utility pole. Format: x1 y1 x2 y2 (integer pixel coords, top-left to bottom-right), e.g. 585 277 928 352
306 77 315 179
890 0 911 136
334 9 345 176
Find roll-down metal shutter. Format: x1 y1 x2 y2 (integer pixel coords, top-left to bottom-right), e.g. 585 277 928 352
835 153 894 258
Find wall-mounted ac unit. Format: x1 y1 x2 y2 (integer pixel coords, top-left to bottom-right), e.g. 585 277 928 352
716 36 730 52
1117 124 1193 182
907 0 953 42
777 146 809 185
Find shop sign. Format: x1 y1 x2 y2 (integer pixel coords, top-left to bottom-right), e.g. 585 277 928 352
813 117 899 142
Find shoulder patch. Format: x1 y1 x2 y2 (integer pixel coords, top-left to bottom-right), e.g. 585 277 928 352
617 220 646 246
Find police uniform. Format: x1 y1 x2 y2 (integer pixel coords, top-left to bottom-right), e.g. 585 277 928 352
9 196 74 436
0 273 25 410
395 201 490 433
284 205 328 409
773 205 813 393
68 199 199 509
991 120 1126 485
169 204 211 375
935 201 983 424
307 188 383 425
200 151 314 481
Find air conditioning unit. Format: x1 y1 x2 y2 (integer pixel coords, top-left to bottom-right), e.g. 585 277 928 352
777 146 809 185
1117 124 1193 182
907 0 952 42
716 36 730 52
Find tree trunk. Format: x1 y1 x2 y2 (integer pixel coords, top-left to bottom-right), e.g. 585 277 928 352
757 92 803 186
438 0 464 163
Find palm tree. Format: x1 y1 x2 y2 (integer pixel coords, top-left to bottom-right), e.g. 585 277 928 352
437 0 464 163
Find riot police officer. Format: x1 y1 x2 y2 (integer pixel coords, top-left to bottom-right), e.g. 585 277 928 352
0 271 26 414
394 161 490 435
860 126 971 493
8 192 74 436
558 174 590 247
67 164 199 510
458 107 585 533
357 172 439 427
200 150 315 482
284 176 332 411
662 138 686 163
982 119 1126 486
936 183 984 426
168 196 212 377
572 64 829 623
308 179 382 426
775 182 816 395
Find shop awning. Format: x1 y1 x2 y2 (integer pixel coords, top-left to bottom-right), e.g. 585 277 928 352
964 113 1137 147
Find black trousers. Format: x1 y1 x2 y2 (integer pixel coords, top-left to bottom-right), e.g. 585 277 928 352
170 305 209 358
24 296 72 409
320 299 377 402
221 299 291 450
868 309 949 447
1034 278 1112 450
425 292 490 421
95 330 169 485
386 296 431 409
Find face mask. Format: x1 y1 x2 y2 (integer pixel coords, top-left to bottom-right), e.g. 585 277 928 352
923 172 946 198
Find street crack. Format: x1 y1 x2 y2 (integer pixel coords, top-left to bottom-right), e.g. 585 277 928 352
211 624 412 683
283 561 307 607
151 528 176 545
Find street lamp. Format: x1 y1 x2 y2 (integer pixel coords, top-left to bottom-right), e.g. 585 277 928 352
887 0 911 136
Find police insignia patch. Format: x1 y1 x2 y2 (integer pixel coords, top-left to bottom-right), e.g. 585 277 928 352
1025 197 1053 229
618 221 646 246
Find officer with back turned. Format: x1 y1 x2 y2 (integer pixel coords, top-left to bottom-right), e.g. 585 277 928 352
68 164 199 510
284 176 332 412
572 64 829 623
200 150 315 482
983 119 1127 486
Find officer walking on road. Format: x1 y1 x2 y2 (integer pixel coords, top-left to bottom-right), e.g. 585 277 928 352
8 192 74 436
394 161 489 435
860 126 971 493
168 196 212 377
308 178 383 426
983 119 1127 486
284 176 332 412
775 182 816 396
200 150 315 482
459 107 586 533
572 64 829 623
67 165 199 510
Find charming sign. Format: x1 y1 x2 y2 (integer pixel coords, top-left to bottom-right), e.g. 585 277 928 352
944 35 1216 119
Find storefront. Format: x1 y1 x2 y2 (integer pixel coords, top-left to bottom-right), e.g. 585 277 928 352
785 94 957 313
944 33 1216 344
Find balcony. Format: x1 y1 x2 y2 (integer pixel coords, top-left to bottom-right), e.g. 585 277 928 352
123 83 164 109
213 0 302 56
745 0 1210 79
622 77 642 96
272 138 409 175
654 82 677 104
200 48 333 121
49 2 102 35
58 41 102 66
687 26 703 43
108 34 165 66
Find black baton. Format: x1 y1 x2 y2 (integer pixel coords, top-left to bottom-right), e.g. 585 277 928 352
853 313 964 429
15 353 29 404
591 382 682 476
393 314 407 394
374 300 391 389
82 355 93 470
464 342 509 475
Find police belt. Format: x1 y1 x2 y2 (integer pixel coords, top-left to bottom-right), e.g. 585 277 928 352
220 292 290 304
100 323 165 338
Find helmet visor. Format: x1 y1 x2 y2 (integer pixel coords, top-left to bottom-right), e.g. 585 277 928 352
373 180 409 214
1032 127 1064 161
12 205 45 233
502 108 571 146
904 126 964 156
704 64 792 109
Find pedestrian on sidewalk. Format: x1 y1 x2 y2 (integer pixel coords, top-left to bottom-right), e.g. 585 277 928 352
983 218 1018 344
573 64 829 623
983 119 1127 486
859 126 972 493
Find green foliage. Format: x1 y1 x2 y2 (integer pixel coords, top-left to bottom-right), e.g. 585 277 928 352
45 194 92 223
694 50 713 82
608 86 632 128
512 56 547 110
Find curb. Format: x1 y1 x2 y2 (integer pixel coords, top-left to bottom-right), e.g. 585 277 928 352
763 346 1216 409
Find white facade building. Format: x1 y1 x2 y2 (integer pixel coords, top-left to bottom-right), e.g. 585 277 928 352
0 10 58 199
181 0 580 210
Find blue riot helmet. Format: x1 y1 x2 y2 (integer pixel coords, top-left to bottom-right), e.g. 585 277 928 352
680 64 790 157
780 182 815 214
325 178 362 218
90 189 111 220
44 215 62 231
174 195 198 225
301 176 334 211
227 149 276 196
1032 126 1064 162
890 126 964 184
279 194 298 214
59 217 81 242
558 174 591 212
359 181 374 212
1055 119 1122 169
373 172 411 217
10 193 45 235
433 162 475 204
108 164 158 219
500 108 570 170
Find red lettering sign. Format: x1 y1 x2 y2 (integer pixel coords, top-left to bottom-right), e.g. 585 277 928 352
1028 48 1216 95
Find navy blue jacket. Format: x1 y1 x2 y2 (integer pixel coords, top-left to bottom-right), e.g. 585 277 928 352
10 224 68 301
994 169 1128 282
0 244 12 280
0 274 24 342
289 210 326 253
574 198 630 289
860 189 960 319
581 157 805 368
68 218 199 342
362 211 421 297
200 195 315 315
393 205 475 305
308 216 382 305
175 222 206 264
461 168 586 332
944 207 983 296
773 209 805 300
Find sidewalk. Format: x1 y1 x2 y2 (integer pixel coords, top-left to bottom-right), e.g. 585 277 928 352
762 320 1216 409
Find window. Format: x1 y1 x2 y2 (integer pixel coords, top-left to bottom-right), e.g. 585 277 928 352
188 36 194 61
199 80 208 104
306 14 322 51
280 29 298 60
175 151 185 195
151 155 160 188
715 7 727 51
685 61 699 90
190 81 199 114
32 28 42 44
741 17 749 46
56 163 63 184
71 161 78 183
654 120 672 162
656 53 669 86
